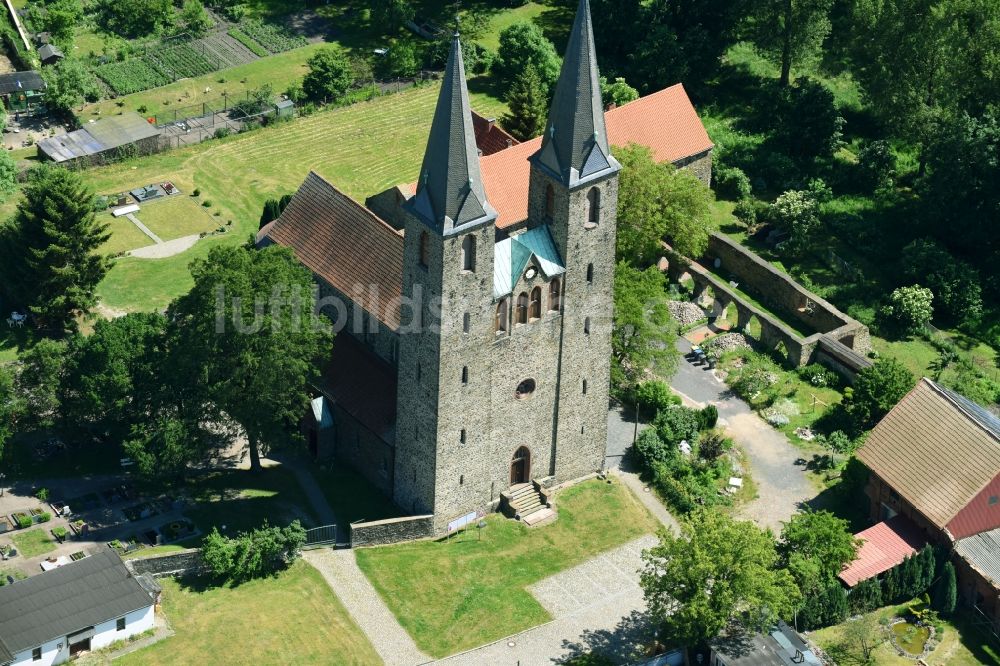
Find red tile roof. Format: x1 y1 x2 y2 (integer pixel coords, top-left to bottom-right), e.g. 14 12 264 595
838 516 928 587
258 171 404 329
471 110 519 156
315 334 397 444
477 83 713 229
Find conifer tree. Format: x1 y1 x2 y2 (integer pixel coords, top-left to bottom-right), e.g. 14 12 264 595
0 166 110 334
933 561 957 615
501 65 549 142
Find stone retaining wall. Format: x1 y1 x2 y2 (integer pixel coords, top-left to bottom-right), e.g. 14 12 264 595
664 233 871 379
350 514 434 548
126 548 205 578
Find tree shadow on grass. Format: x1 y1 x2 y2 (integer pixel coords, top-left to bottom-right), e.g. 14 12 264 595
555 609 655 664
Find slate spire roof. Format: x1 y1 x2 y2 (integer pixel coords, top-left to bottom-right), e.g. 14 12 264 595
533 0 620 187
410 33 496 234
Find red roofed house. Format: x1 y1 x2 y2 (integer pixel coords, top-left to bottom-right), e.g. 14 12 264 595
258 0 713 536
844 378 1000 628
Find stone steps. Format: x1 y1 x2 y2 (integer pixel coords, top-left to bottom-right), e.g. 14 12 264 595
509 484 548 520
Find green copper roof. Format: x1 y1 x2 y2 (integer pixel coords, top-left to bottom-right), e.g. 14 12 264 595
493 226 566 298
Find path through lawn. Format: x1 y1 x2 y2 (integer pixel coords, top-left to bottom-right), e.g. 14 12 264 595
354 479 659 658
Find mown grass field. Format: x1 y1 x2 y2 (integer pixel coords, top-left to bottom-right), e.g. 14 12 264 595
354 479 658 658
98 195 222 255
118 561 380 665
11 528 55 558
84 82 505 312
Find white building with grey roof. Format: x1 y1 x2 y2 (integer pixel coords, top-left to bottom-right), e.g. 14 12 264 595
0 549 156 666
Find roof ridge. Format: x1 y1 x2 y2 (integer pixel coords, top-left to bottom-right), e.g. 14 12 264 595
923 377 1000 445
305 171 403 237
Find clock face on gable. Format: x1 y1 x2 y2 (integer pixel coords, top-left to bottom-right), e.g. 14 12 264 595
525 267 538 280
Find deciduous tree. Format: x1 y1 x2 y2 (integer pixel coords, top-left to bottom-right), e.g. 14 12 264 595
301 49 355 104
615 143 712 264
168 244 332 472
179 0 212 37
612 262 678 393
92 0 172 38
845 358 916 430
749 0 835 86
370 0 414 34
495 22 560 94
599 76 638 107
641 510 801 647
41 58 101 114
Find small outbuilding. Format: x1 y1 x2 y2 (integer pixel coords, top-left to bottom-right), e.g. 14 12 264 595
37 112 162 165
0 71 45 112
37 44 64 66
0 549 157 666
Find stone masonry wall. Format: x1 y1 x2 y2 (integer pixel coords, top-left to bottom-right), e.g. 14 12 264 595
126 549 205 578
330 402 395 496
350 514 434 547
674 149 712 188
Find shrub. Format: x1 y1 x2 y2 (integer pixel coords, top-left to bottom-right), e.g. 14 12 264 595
635 380 679 415
52 526 68 540
697 429 732 461
713 165 751 200
770 189 820 256
192 188 201 196
797 363 839 388
846 358 916 431
856 139 896 191
880 285 934 334
201 200 212 207
201 521 306 581
633 428 673 470
698 404 718 430
35 488 49 501
733 198 758 228
16 515 31 529
654 406 702 446
38 512 51 523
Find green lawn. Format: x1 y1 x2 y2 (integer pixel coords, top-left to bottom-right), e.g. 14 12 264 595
87 81 504 313
355 479 659 658
11 528 56 558
183 467 318 536
311 464 403 526
475 1 548 51
118 560 380 665
100 214 157 255
133 194 223 241
809 604 1000 665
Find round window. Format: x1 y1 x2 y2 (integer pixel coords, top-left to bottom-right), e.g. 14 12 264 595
515 378 536 399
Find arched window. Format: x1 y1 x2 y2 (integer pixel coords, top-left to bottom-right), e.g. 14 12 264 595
545 184 555 219
495 298 509 333
586 263 594 283
548 278 561 311
529 287 542 320
461 234 476 272
585 187 600 227
461 366 468 384
419 231 429 267
516 292 528 324
584 317 591 335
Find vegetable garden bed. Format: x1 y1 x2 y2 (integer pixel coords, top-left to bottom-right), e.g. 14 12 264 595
237 19 308 54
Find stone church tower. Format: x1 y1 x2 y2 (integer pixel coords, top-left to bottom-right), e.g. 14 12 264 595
394 0 619 531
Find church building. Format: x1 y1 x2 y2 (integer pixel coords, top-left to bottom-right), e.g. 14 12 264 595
258 0 713 533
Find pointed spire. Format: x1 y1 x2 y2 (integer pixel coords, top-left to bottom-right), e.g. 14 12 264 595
410 33 496 234
532 0 619 187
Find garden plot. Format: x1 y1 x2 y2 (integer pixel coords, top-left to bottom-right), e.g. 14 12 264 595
98 195 219 254
146 42 216 80
198 32 260 69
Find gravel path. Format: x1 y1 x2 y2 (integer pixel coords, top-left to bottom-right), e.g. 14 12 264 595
127 234 200 258
670 338 817 533
304 548 431 666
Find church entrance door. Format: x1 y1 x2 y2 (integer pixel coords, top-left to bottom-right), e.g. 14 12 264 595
510 446 531 485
